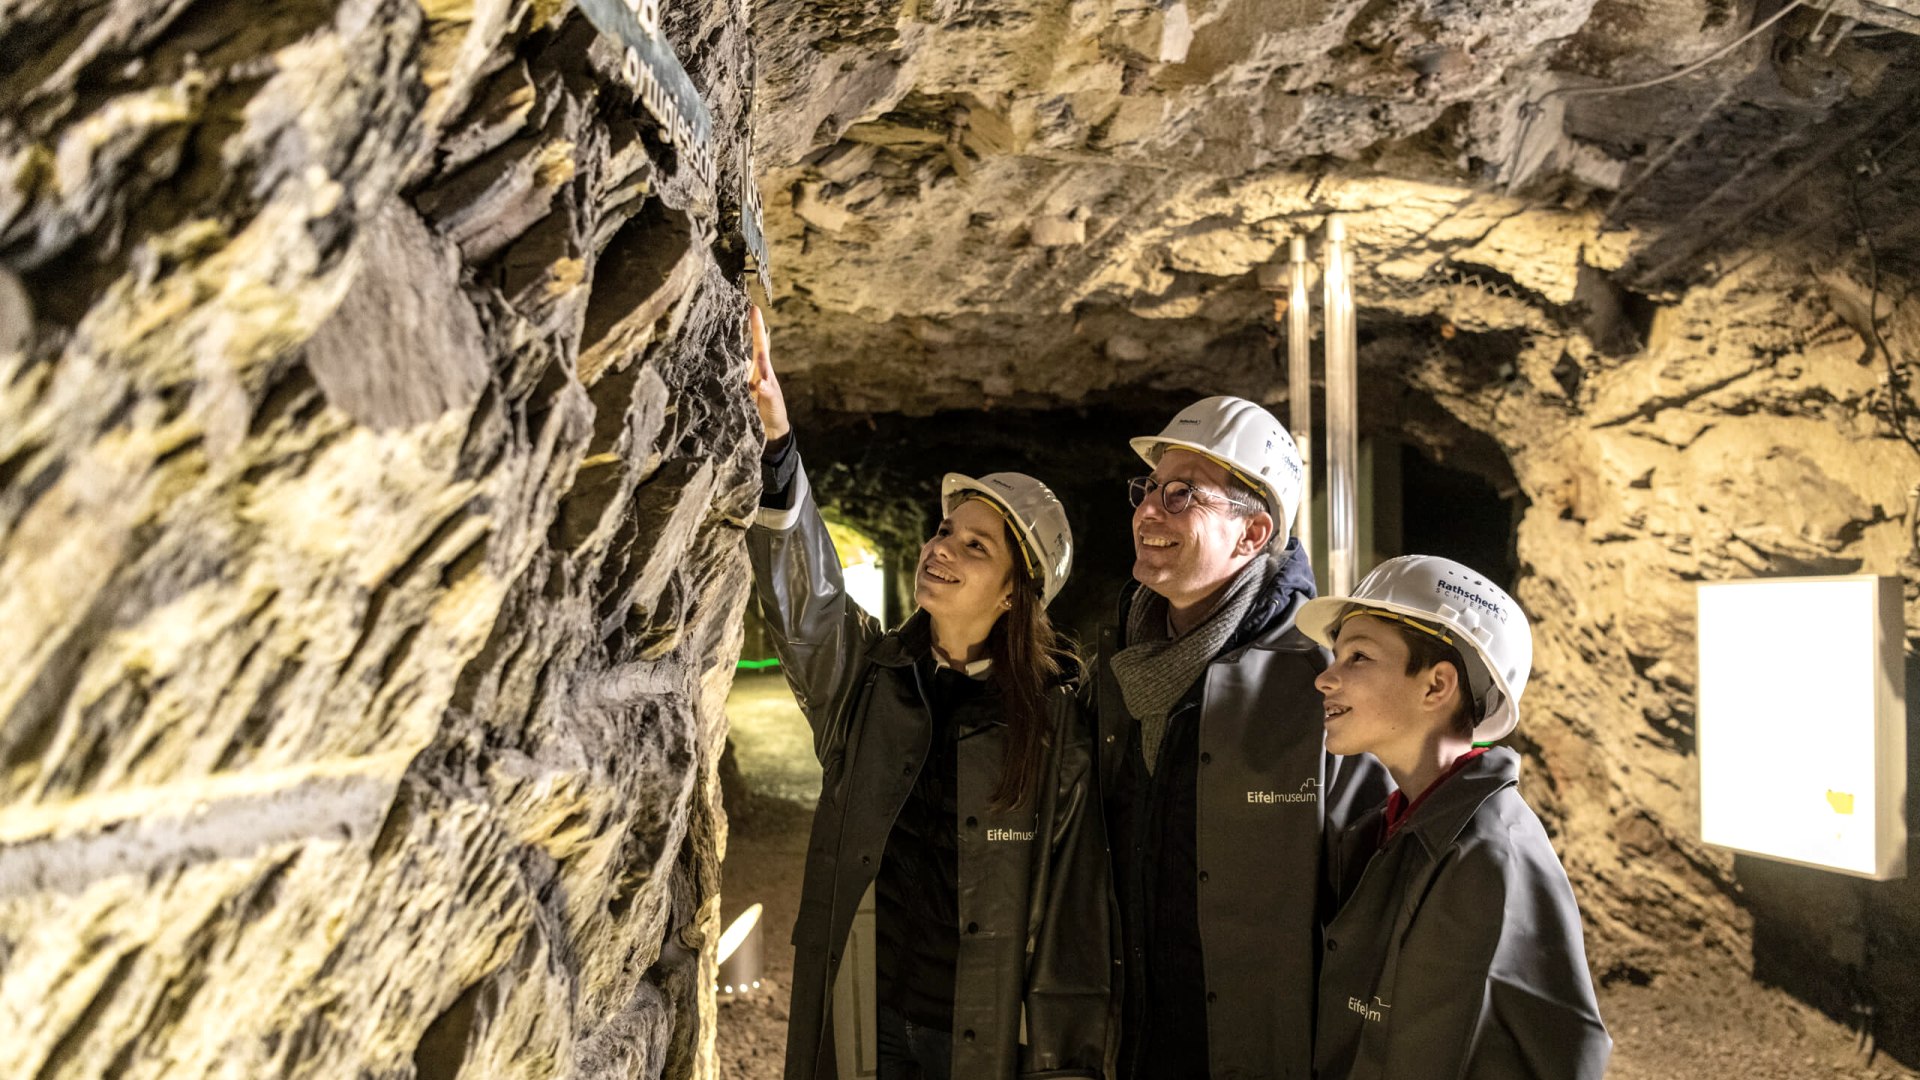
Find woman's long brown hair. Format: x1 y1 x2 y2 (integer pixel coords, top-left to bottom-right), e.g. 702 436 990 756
984 519 1081 812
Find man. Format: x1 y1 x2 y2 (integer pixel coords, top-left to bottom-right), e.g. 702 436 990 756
1096 396 1390 1079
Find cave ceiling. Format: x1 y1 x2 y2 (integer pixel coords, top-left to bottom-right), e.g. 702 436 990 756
751 0 1920 418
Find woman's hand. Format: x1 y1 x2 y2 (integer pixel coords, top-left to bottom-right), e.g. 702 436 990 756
747 305 790 443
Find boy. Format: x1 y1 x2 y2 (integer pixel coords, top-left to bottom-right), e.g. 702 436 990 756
1298 555 1611 1080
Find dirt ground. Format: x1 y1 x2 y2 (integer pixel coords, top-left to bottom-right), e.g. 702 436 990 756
715 787 1919 1080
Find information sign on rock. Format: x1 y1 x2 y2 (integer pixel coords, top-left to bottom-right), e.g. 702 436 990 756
576 0 770 299
738 144 771 304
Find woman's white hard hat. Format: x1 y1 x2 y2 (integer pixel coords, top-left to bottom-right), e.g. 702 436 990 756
1130 396 1304 535
1296 555 1533 743
940 472 1074 606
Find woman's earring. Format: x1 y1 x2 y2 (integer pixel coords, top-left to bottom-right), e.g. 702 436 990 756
1001 597 1012 610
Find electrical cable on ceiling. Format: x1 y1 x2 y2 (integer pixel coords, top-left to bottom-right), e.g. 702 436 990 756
1871 121 1919 163
1507 0 1815 182
1542 0 1811 102
1602 82 1742 226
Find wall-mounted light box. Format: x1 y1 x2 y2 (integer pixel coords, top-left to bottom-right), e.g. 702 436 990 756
1698 575 1907 880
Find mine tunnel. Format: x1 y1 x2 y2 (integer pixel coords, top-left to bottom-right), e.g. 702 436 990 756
3 1 1920 1079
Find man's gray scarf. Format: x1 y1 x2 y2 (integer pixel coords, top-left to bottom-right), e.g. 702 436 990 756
1111 553 1279 773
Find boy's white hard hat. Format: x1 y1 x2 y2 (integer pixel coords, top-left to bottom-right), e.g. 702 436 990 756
1296 555 1533 743
1130 396 1304 534
941 472 1074 606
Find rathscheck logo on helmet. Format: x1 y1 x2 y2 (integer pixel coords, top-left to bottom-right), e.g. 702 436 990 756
1435 579 1506 623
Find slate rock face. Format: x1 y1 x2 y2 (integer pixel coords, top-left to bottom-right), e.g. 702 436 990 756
0 1 759 1077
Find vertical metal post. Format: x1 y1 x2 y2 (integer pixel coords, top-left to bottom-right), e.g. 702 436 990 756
1287 236 1314 558
1322 216 1359 596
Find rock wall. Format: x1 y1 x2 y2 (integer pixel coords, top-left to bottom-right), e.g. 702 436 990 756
1315 156 1920 1051
1480 249 1920 1060
0 1 759 1077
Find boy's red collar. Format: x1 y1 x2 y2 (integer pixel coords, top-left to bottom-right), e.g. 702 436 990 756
1382 746 1492 846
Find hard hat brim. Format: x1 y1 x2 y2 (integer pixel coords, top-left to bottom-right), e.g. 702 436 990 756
1297 594 1520 743
1129 435 1284 521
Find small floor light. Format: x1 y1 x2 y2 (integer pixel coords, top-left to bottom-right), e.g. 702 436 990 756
715 902 765 996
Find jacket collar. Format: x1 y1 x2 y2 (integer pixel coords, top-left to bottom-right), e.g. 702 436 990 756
1230 538 1317 651
937 655 994 678
871 611 998 680
1396 746 1520 856
870 613 1008 734
1110 539 1321 655
869 610 931 668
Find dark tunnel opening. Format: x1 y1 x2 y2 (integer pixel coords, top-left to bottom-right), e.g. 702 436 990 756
1398 443 1523 593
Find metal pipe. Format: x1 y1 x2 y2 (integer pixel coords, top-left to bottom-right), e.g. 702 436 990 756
1322 216 1359 596
1287 235 1314 558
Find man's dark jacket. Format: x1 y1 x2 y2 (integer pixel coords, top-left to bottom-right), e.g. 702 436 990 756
1096 542 1391 1080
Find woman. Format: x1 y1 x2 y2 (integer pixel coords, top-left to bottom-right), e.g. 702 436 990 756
1297 555 1611 1080
743 308 1110 1080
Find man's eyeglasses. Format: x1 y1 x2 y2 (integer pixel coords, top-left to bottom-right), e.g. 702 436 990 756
1128 476 1250 515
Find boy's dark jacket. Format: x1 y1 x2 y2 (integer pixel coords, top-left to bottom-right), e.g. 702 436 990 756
1316 747 1612 1080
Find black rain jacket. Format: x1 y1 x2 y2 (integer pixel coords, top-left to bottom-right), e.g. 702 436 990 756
747 462 1111 1080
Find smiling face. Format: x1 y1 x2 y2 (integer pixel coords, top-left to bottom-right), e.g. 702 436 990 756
1315 614 1448 759
915 497 1017 626
1131 449 1273 611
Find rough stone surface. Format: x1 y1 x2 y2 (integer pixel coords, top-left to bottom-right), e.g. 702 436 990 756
304 201 491 429
0 1 759 1077
749 0 1920 371
1384 246 1920 1049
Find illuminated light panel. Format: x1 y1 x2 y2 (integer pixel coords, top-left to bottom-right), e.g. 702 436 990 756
1697 576 1907 880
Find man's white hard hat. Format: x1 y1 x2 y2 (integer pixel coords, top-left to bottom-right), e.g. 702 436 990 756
1130 396 1304 535
1296 555 1533 743
941 472 1075 606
